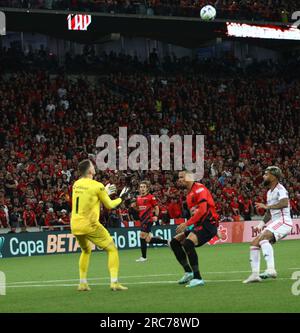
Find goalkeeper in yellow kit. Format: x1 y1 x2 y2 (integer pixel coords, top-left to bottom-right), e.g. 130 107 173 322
71 159 129 291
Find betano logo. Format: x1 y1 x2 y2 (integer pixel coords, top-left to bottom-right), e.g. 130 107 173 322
0 236 5 258
67 14 91 31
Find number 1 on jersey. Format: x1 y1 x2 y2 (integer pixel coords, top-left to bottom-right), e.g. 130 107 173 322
76 197 80 214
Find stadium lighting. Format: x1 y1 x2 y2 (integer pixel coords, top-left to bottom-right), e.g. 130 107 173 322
226 22 300 40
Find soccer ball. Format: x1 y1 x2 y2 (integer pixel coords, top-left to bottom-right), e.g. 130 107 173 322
200 5 216 21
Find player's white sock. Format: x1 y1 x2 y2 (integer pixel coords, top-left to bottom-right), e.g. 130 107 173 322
259 240 275 270
80 279 87 284
111 278 118 284
250 246 260 274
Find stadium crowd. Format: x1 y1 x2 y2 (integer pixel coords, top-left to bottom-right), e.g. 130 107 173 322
0 45 300 232
1 0 297 22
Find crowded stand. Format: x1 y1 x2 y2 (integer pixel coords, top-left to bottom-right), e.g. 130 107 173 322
1 0 298 23
0 45 300 232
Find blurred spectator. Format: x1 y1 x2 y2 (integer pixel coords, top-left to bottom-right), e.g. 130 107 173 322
290 192 300 218
167 197 182 219
159 197 170 224
45 208 57 229
23 204 38 227
58 209 70 225
108 209 122 228
239 192 253 220
35 201 46 226
8 206 20 232
230 197 241 221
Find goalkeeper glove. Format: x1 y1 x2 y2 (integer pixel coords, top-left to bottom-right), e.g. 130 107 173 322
105 183 117 196
119 186 130 199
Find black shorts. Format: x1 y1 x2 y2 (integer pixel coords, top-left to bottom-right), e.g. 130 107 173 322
141 222 153 233
184 219 217 247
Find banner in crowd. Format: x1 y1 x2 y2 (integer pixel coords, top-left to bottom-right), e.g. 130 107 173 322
0 220 299 258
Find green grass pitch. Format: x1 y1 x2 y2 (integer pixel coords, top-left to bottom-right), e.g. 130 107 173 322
0 240 299 313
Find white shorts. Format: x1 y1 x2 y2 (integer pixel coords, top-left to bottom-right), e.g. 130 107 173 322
265 220 293 241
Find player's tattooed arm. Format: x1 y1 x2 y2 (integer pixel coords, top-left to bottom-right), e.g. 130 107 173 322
255 198 289 209
266 198 289 210
262 210 271 224
255 198 288 211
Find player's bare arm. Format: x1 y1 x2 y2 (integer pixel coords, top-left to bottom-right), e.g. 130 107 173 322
255 198 289 210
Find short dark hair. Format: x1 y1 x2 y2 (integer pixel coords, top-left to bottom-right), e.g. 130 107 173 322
181 167 195 174
78 159 91 176
179 168 196 181
140 180 151 189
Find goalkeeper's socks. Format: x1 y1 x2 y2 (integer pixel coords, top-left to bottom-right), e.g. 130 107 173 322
149 237 168 245
140 238 147 259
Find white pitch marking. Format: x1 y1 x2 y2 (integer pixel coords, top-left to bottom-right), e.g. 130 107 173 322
6 270 254 286
6 273 177 285
6 277 293 289
7 268 295 287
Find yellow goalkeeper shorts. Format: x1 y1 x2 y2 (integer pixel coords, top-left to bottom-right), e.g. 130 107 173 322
75 224 113 251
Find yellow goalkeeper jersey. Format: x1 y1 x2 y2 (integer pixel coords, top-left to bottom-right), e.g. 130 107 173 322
71 177 121 235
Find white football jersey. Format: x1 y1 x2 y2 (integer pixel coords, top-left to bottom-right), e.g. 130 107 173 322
267 183 292 223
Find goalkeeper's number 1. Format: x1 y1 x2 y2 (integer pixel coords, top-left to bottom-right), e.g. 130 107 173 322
76 197 79 214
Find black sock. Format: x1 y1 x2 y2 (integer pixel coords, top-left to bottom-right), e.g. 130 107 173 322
183 239 202 280
140 238 147 258
170 238 192 273
149 237 168 245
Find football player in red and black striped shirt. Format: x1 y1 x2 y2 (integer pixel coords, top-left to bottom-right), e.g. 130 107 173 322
131 181 168 262
170 170 219 288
